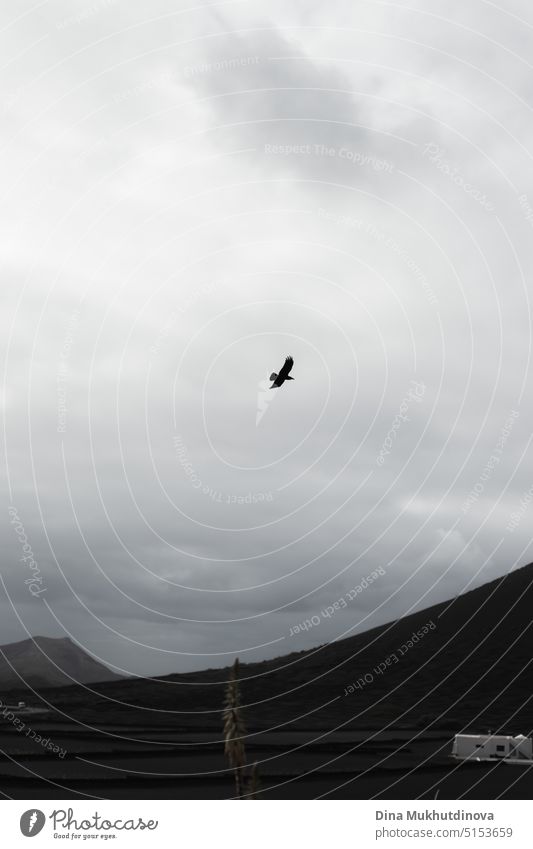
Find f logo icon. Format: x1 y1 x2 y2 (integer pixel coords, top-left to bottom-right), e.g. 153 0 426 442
20 809 45 836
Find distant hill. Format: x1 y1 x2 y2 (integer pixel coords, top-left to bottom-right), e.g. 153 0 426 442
0 636 123 690
4 563 533 733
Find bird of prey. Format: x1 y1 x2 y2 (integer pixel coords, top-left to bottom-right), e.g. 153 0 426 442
270 355 295 388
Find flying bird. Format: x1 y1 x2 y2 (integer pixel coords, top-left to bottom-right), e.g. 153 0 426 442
270 355 295 388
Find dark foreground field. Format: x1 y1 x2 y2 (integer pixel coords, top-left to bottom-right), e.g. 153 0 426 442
2 562 533 798
1 723 533 799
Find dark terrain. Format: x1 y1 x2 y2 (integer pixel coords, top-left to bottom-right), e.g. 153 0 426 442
1 562 533 798
0 635 123 690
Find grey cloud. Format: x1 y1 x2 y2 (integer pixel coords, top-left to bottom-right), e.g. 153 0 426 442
2 0 533 677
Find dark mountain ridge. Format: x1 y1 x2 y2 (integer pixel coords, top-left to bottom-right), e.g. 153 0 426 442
0 635 123 690
3 562 533 733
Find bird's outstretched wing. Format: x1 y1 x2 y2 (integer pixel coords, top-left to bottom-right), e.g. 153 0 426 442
278 356 294 379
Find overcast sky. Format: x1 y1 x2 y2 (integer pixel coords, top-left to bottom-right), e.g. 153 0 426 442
3 0 533 677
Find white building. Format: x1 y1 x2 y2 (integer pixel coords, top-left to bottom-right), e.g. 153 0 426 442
452 733 532 762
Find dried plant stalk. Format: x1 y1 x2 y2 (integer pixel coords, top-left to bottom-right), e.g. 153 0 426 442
247 761 260 799
223 658 247 798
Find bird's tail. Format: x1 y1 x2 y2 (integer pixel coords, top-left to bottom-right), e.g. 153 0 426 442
269 372 278 381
